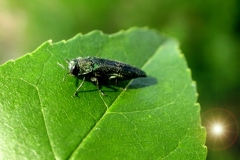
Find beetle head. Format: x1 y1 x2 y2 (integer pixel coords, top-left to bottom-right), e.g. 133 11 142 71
68 57 93 76
67 59 80 76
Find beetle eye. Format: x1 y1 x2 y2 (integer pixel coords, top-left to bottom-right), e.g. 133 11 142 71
68 61 75 73
69 65 74 72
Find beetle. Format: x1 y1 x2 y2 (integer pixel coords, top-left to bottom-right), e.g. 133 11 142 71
58 56 146 96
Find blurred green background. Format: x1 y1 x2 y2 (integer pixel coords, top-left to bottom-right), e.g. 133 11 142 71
0 0 239 159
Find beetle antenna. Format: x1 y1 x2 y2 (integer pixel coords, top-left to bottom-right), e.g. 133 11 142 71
57 62 67 70
57 62 69 81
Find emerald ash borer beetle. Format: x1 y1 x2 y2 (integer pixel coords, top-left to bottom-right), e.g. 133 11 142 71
58 56 146 96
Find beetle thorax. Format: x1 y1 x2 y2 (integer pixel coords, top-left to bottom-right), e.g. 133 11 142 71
77 58 93 75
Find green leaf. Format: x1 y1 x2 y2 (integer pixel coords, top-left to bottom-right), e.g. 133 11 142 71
0 28 206 159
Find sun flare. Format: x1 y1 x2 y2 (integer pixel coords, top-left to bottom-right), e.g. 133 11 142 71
212 124 223 135
202 108 239 150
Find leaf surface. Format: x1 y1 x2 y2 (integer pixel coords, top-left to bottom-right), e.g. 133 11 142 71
0 28 206 159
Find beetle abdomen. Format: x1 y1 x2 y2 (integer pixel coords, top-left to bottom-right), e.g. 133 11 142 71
89 57 146 80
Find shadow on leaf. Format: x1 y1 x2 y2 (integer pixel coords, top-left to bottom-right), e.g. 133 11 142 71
128 76 157 89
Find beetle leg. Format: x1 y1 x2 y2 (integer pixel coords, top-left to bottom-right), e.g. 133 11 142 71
74 77 85 96
109 75 117 79
91 77 105 96
115 79 118 86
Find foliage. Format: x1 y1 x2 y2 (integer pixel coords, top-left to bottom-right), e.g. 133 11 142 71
0 28 206 159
